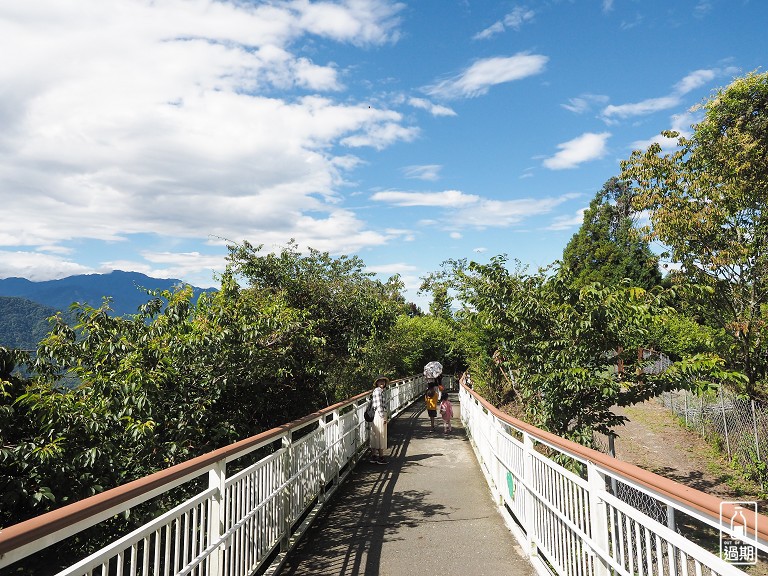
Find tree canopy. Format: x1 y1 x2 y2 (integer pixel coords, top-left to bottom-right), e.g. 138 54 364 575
621 71 768 397
443 256 740 444
560 177 662 290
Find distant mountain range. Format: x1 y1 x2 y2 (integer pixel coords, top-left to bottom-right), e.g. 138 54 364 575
0 271 217 350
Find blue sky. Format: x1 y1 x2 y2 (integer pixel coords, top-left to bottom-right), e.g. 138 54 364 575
1 1 766 309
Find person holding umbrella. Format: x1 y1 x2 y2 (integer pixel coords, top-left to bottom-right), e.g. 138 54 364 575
423 361 443 431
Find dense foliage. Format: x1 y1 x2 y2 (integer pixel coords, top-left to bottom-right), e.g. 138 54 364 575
435 257 742 444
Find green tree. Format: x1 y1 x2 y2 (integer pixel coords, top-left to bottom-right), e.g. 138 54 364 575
225 240 408 401
621 71 768 397
561 177 662 290
368 314 466 378
447 256 741 444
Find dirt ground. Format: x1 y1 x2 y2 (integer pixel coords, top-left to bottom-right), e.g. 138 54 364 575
611 399 765 506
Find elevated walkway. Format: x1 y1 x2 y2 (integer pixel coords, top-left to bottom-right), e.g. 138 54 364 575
278 398 536 576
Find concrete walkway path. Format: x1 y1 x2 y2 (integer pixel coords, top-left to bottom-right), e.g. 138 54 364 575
277 398 537 576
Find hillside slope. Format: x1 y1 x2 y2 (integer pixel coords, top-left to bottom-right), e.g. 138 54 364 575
0 271 216 317
0 297 62 350
0 271 217 350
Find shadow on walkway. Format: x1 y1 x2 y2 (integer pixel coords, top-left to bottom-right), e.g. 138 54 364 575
277 398 536 576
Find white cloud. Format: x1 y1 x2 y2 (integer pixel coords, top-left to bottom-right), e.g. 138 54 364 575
408 97 457 117
503 7 536 30
0 0 412 263
426 54 548 99
629 111 698 151
102 251 227 288
460 196 575 227
403 165 443 181
341 120 419 149
562 94 609 114
620 14 644 30
366 262 419 275
474 7 535 40
373 189 578 229
674 69 716 95
603 96 680 119
542 132 610 170
371 190 479 207
296 0 404 45
694 1 714 18
0 250 96 281
547 208 587 231
602 69 719 120
473 22 505 41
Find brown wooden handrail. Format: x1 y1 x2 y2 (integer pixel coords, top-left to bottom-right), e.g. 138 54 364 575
462 382 768 545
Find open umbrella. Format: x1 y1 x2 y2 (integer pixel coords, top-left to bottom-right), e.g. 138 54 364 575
423 361 443 380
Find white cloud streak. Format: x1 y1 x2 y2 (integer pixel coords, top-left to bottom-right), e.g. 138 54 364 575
547 208 587 231
371 190 479 207
629 111 698 151
372 190 578 228
426 54 548 99
408 97 457 116
0 251 96 281
542 132 611 170
602 69 717 120
474 7 535 40
562 94 609 114
403 165 443 181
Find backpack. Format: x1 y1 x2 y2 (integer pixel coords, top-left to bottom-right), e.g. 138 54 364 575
364 401 375 422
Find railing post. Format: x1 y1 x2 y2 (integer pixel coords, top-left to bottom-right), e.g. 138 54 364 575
353 400 362 462
331 409 341 486
208 459 226 576
522 431 537 557
587 462 611 576
667 505 678 576
280 433 293 552
318 415 329 504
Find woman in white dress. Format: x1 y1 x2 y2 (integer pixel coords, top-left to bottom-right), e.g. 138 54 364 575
369 376 389 464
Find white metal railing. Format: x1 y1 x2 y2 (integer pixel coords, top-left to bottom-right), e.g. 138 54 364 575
0 375 427 575
459 384 768 576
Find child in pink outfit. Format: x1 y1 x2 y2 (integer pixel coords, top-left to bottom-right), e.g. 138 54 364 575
439 392 454 433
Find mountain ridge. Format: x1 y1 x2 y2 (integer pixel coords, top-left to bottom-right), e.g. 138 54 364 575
0 271 218 350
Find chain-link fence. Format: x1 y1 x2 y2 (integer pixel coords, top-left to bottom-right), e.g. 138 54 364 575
658 388 768 488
